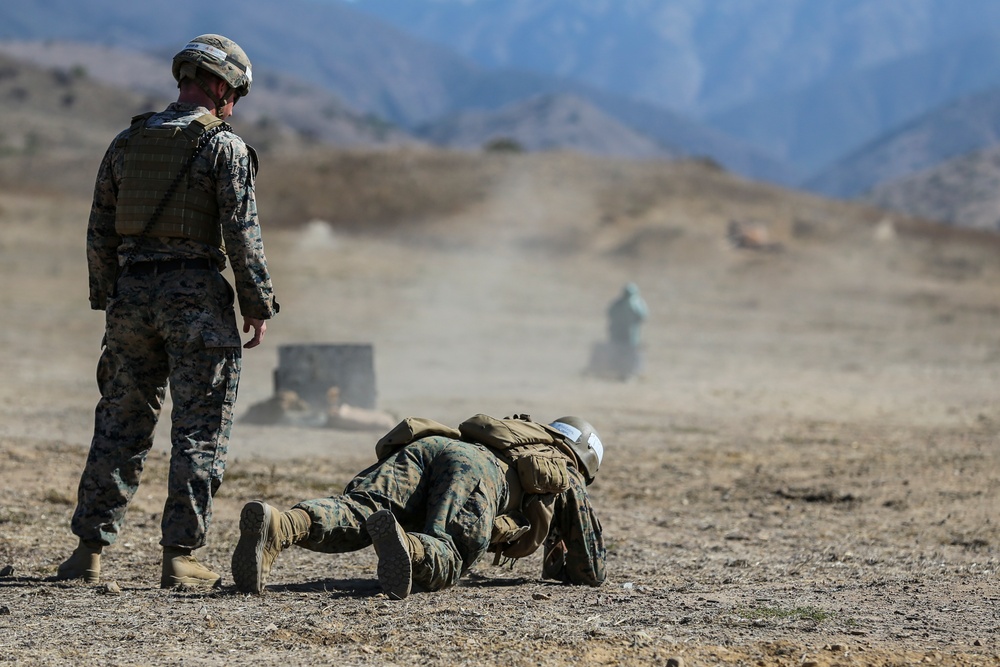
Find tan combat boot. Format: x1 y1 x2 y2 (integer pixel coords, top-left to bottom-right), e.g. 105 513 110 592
231 501 311 594
55 541 102 584
366 509 421 600
161 547 222 589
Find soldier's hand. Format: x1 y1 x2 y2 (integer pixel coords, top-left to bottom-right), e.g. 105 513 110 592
242 317 266 349
542 539 567 580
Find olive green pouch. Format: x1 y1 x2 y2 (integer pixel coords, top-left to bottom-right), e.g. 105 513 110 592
515 455 570 494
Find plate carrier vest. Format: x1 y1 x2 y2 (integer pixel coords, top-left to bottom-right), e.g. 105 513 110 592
114 112 226 248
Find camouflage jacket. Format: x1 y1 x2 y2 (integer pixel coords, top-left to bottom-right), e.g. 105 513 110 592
86 102 278 320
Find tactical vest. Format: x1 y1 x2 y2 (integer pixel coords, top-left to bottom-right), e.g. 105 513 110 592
374 413 582 562
114 112 225 247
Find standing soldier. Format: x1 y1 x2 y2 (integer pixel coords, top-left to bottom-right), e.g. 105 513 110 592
606 282 649 381
56 34 279 588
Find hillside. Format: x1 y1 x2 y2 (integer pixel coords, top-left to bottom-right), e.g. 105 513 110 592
866 144 1000 231
0 48 406 198
0 0 479 127
0 45 981 251
0 51 162 156
807 86 1000 199
0 40 417 153
414 94 676 159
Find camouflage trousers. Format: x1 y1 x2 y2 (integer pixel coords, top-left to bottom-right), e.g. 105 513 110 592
294 436 509 591
71 268 242 550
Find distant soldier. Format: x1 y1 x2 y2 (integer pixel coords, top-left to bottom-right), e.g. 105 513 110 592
232 414 606 598
57 34 278 588
606 282 648 380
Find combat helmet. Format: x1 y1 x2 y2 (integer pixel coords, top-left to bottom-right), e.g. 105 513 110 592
547 416 604 484
172 34 253 114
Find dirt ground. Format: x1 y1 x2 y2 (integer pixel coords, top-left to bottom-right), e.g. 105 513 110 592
1 152 999 666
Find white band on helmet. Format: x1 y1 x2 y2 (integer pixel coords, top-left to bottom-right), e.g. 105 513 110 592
551 420 604 467
549 421 582 443
588 432 604 464
184 42 227 63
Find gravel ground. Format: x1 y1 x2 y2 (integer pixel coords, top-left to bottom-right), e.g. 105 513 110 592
2 411 998 666
2 155 1000 665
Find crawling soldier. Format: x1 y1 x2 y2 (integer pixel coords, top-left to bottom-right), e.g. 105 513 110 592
232 414 606 598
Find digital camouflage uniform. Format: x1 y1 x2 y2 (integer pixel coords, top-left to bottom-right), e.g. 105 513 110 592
292 435 606 591
73 102 278 550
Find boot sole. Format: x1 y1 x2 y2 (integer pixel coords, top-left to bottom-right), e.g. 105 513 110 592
366 510 412 600
160 575 223 589
232 501 270 594
55 568 100 584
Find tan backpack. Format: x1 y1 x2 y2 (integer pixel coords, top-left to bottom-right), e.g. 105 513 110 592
458 413 574 495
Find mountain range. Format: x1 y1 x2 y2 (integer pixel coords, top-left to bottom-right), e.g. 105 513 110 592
0 0 792 182
349 0 1000 116
351 0 1000 179
4 0 1000 227
709 33 1000 176
808 87 1000 199
865 143 1000 232
415 94 677 159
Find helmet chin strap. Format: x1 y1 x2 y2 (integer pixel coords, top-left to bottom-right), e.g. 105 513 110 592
188 73 234 118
